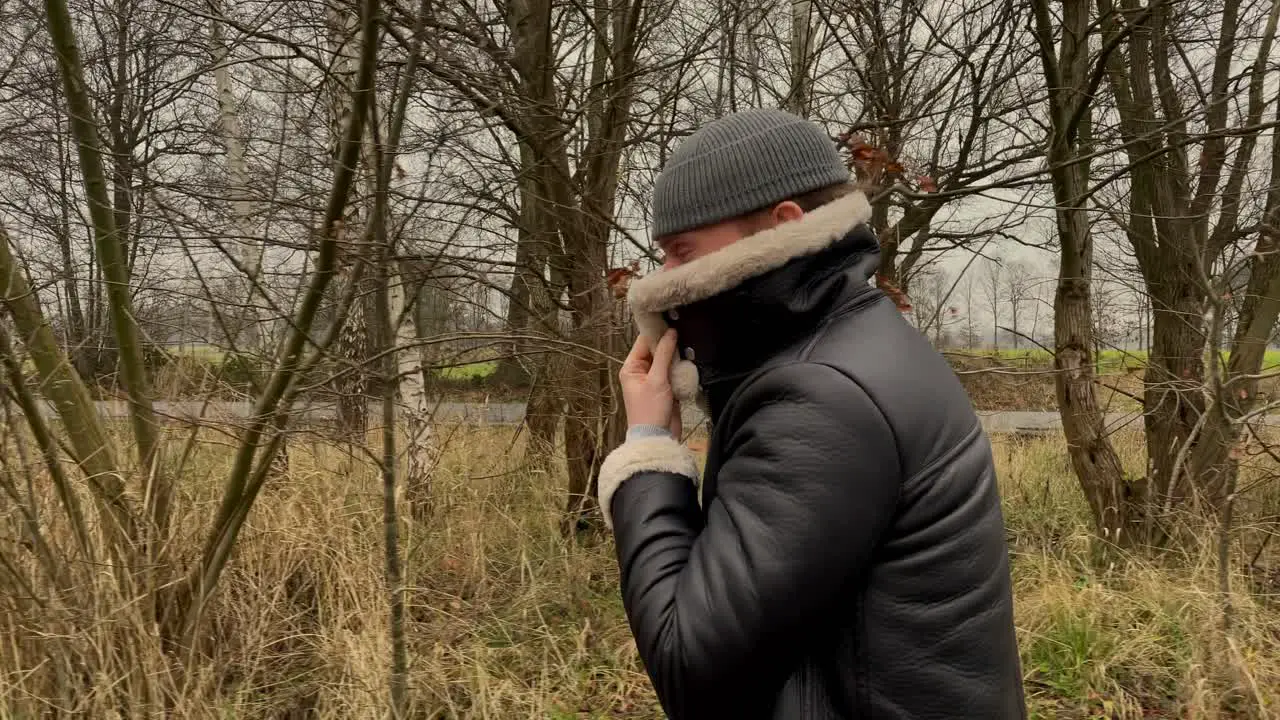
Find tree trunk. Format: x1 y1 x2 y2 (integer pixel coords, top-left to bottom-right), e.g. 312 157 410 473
1142 275 1207 512
495 140 562 391
212 5 264 350
1095 0 1278 534
1032 0 1136 551
45 0 164 535
392 260 437 520
0 222 134 543
559 0 643 534
503 0 568 466
513 154 563 461
327 0 371 442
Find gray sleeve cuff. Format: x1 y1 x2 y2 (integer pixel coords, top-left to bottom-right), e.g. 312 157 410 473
627 424 673 442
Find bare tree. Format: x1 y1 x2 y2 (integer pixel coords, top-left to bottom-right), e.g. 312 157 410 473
908 265 957 346
1002 260 1034 351
1030 0 1280 552
0 0 386 710
1096 0 1280 536
419 0 656 530
979 256 1003 350
1030 0 1133 549
0 0 204 380
819 0 1043 293
960 270 981 349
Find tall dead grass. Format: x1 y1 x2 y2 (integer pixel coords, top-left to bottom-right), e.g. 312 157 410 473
2 423 1278 719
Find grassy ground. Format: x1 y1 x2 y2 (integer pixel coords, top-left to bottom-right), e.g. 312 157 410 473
139 346 1280 411
5 425 1278 718
952 353 1280 413
438 360 498 381
965 348 1280 371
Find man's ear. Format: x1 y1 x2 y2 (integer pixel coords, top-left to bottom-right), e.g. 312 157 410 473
771 200 805 225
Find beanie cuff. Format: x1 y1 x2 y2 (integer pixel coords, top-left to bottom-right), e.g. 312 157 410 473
650 108 850 240
652 164 850 239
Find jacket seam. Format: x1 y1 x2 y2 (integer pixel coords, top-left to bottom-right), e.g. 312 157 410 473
799 291 887 358
905 419 985 488
808 361 905 512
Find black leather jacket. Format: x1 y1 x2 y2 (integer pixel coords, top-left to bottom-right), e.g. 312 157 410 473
601 197 1026 719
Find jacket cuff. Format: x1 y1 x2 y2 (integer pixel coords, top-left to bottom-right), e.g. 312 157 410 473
627 424 672 442
598 435 699 530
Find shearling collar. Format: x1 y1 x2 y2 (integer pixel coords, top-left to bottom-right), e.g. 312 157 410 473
626 191 874 404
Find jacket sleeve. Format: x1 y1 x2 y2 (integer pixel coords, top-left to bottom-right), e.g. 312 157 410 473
600 362 902 719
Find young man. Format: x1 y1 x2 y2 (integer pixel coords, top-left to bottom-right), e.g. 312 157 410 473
598 108 1026 719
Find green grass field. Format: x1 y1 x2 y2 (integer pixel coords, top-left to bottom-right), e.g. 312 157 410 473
969 347 1280 370
437 360 497 380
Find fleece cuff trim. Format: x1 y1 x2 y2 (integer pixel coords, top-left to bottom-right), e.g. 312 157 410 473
598 435 699 530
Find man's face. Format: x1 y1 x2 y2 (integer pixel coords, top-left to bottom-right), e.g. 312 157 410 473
655 201 805 270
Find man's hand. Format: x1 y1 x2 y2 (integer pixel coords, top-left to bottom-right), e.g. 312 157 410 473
620 329 681 435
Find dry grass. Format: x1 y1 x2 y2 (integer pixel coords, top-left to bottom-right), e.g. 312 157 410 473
2 423 1280 719
953 354 1280 413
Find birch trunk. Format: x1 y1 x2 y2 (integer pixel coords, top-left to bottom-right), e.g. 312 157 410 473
390 261 436 519
327 0 370 442
211 7 264 350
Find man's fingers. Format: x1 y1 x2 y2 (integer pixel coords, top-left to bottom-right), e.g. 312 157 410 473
626 333 649 361
620 334 652 375
649 328 678 378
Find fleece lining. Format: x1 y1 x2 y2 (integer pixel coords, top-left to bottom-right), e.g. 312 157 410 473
598 435 700 530
601 190 873 529
626 191 872 405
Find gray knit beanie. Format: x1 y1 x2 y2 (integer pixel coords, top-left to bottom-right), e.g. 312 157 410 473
650 108 849 240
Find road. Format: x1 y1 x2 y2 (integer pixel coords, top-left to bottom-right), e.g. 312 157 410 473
51 400 1278 434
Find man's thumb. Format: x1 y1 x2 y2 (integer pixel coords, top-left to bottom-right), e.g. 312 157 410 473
649 328 677 378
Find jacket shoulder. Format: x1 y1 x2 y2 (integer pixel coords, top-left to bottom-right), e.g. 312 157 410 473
803 299 983 475
719 357 894 437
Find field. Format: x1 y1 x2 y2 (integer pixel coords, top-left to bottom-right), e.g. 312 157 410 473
160 346 1280 378
5 425 1278 719
950 351 1280 413
134 346 1280 414
437 360 498 381
962 348 1280 371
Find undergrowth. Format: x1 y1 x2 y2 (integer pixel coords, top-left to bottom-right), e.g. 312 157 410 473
1 425 1278 718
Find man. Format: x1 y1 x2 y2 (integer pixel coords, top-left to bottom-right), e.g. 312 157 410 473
597 108 1026 719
